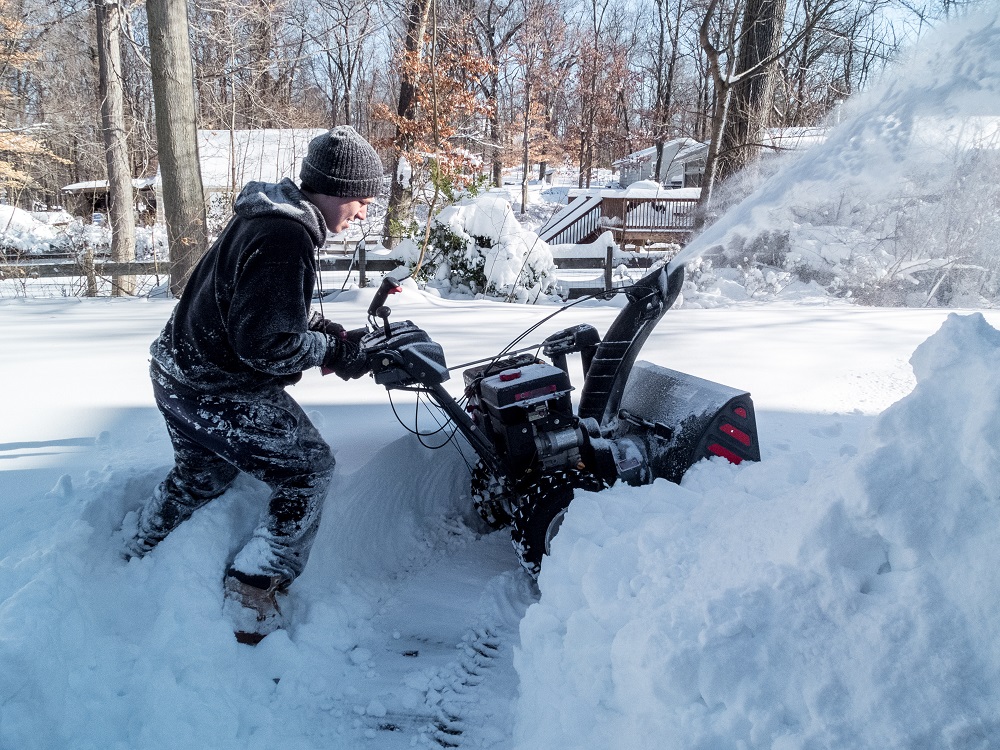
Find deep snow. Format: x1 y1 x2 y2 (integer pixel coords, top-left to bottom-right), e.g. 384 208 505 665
3 291 1000 748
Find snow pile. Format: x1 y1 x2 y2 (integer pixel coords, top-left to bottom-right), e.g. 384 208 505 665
675 11 1000 307
0 205 63 253
420 193 557 302
514 312 1000 749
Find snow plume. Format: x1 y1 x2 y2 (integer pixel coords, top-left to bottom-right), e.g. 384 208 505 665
673 12 1000 307
424 193 557 302
515 312 1000 749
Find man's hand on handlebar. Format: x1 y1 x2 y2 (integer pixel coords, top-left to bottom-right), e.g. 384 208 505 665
322 337 371 380
308 311 347 339
311 312 372 380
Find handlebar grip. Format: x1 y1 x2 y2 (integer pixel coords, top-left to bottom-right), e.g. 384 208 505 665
367 276 403 317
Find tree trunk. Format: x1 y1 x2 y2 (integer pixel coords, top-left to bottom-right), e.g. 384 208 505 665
146 0 207 297
697 83 730 225
96 0 136 296
383 0 432 248
491 106 503 189
520 77 531 216
717 0 788 182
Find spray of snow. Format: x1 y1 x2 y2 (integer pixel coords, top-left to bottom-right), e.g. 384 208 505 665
672 11 1000 307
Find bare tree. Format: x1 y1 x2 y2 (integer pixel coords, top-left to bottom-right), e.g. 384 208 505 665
648 0 686 181
146 0 207 296
697 0 838 216
382 0 432 246
716 0 789 181
468 0 524 186
305 0 387 126
95 0 136 295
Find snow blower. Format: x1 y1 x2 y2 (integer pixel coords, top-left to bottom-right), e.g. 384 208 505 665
359 263 760 576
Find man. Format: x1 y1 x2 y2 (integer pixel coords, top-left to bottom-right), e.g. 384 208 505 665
124 126 383 644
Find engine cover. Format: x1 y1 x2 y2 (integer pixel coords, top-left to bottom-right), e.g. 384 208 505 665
476 362 576 477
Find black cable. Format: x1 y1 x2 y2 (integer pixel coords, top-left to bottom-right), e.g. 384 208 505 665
386 387 455 448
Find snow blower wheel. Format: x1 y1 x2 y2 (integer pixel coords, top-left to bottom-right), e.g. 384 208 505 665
471 461 513 530
511 469 608 577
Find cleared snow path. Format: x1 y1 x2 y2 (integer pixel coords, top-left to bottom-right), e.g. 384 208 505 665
351 531 530 748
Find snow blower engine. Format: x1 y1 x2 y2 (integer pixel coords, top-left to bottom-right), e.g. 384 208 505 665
359 264 760 576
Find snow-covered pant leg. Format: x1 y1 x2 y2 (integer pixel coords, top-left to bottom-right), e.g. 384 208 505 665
129 424 240 556
126 375 241 557
149 368 335 587
228 412 335 588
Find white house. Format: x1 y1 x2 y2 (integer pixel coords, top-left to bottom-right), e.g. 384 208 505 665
613 138 701 188
614 127 830 190
154 128 326 224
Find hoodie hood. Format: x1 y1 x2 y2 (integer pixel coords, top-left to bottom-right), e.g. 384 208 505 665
233 178 327 247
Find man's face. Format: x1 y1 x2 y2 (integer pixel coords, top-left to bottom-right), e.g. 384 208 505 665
306 192 374 234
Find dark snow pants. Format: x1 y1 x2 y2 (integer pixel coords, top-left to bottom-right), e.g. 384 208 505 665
144 363 335 586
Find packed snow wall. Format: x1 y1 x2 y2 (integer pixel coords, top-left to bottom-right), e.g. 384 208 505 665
514 311 1000 748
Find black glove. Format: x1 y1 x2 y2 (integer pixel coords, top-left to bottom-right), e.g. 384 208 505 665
308 311 346 339
322 336 370 380
344 326 368 345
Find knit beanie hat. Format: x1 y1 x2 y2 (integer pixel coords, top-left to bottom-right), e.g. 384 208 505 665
299 126 384 198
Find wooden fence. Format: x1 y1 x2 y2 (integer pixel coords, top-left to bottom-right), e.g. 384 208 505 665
1 244 669 299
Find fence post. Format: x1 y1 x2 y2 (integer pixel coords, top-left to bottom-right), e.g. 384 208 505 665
358 239 367 288
605 244 614 291
82 248 98 297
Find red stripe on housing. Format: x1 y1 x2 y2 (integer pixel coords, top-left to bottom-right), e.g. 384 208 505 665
733 406 748 419
707 443 743 465
719 423 751 446
515 384 557 401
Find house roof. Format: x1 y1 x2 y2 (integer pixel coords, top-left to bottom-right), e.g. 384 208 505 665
191 128 326 190
612 138 700 167
62 129 328 194
62 177 156 193
762 127 828 151
612 127 830 169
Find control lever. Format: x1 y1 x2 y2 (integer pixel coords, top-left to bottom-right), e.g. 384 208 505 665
376 305 392 338
367 276 403 340
367 276 402 318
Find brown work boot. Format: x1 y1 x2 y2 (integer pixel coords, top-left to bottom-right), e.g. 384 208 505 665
222 569 286 645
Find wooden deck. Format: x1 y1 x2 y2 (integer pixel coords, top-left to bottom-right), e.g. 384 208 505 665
539 193 699 247
598 196 698 246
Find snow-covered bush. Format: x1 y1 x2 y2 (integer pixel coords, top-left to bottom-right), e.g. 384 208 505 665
409 193 558 302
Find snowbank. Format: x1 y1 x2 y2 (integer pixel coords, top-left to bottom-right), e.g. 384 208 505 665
514 312 1000 749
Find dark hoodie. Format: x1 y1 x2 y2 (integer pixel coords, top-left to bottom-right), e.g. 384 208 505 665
151 179 333 394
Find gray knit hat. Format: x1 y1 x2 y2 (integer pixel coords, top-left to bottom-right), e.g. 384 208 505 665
299 126 383 198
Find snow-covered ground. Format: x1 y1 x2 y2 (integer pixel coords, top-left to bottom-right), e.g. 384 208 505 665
3 288 1000 748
